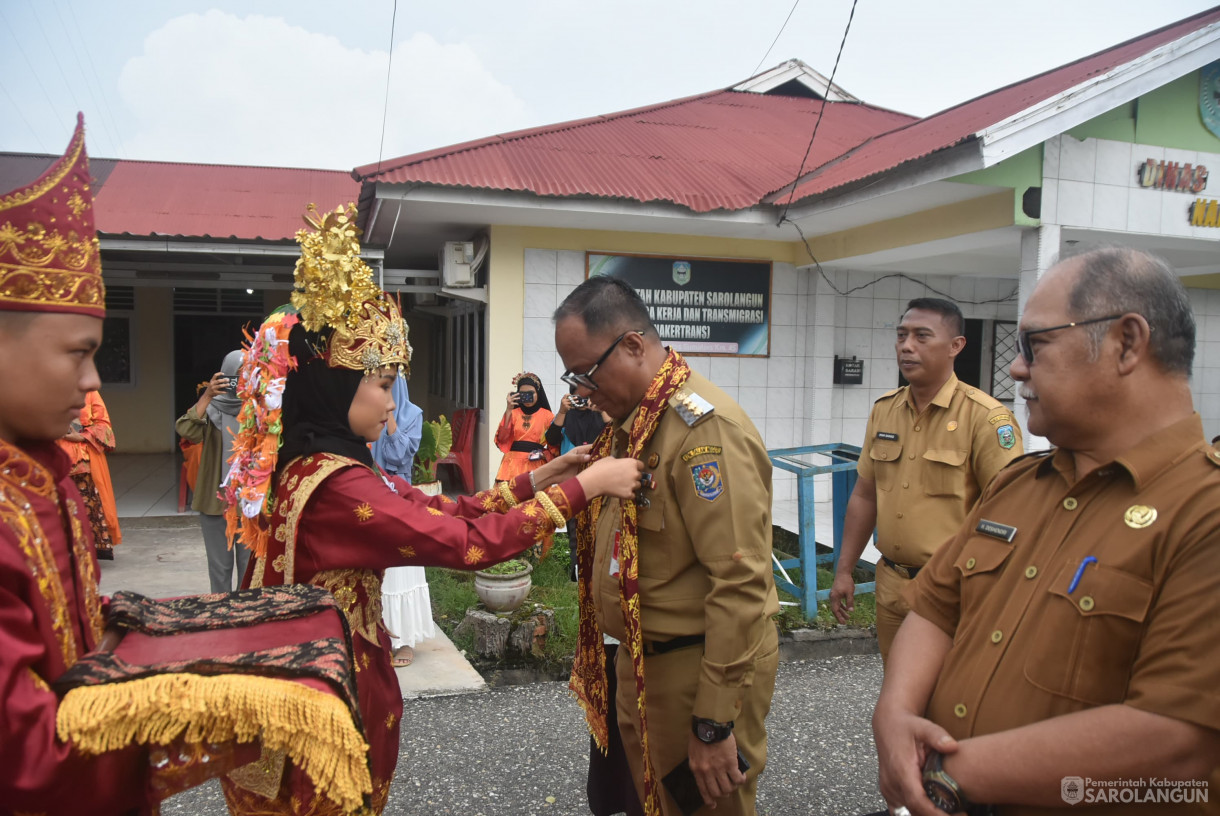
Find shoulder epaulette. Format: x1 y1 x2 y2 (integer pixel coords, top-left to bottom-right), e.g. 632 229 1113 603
962 386 1005 410
1004 449 1053 468
874 387 902 403
669 387 714 427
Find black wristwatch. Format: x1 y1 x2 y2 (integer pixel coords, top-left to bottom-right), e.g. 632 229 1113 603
922 750 975 814
691 717 734 744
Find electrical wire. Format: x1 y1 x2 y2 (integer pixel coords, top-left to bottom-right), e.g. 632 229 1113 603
777 0 858 225
375 0 399 174
751 0 802 77
786 219 1018 305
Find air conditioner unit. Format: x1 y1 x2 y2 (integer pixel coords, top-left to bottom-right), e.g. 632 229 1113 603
441 241 476 287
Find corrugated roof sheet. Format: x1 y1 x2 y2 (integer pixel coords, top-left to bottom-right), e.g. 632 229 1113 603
91 160 360 241
778 7 1220 204
354 90 916 213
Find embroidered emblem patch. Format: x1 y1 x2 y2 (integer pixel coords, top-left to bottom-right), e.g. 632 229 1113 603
690 461 724 501
681 444 723 462
996 424 1016 449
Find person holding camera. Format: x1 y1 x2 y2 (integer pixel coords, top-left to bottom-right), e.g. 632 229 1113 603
175 349 252 592
494 371 557 482
546 386 611 456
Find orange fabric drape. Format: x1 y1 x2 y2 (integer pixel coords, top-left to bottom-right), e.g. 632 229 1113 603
57 390 122 547
180 438 203 492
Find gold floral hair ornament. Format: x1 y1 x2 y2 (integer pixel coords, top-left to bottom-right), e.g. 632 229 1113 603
290 203 411 376
513 372 541 389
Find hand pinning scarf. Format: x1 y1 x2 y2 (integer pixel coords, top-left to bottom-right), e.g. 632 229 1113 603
569 349 690 816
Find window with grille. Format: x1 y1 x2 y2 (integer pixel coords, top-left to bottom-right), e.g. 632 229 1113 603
991 320 1018 402
97 285 134 385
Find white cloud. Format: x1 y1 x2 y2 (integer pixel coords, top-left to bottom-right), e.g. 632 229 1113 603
117 10 531 169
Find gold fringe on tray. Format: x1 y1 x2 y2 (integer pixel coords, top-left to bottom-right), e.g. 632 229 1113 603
56 672 372 814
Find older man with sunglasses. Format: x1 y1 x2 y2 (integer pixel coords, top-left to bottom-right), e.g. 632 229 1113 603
554 276 779 816
873 247 1220 816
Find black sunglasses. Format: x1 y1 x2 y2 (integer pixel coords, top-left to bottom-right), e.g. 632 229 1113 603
1016 314 1124 365
561 330 644 391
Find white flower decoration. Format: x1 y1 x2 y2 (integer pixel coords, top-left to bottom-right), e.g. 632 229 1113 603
265 377 286 410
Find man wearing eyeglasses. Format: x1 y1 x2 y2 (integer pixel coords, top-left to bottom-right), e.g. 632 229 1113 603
831 297 1024 664
554 276 779 816
873 248 1220 816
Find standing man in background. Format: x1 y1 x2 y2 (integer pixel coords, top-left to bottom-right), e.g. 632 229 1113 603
557 276 779 816
830 298 1023 663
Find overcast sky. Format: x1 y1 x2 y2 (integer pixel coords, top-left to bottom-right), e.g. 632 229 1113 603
1 0 1216 170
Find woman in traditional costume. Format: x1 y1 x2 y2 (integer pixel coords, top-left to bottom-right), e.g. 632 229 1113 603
57 388 121 558
220 204 642 815
494 372 557 482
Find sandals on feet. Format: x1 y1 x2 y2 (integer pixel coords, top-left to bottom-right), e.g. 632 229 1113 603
391 646 414 667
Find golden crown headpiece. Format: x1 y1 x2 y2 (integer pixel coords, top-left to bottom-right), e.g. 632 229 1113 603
0 113 104 318
290 203 411 375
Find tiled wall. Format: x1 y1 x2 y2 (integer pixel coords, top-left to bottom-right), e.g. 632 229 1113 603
520 248 1022 503
1043 134 1219 237
1187 288 1220 440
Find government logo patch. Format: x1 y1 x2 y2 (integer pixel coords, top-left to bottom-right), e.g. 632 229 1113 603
997 424 1016 449
690 461 724 501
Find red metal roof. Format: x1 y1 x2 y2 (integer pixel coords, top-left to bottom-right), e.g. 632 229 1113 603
778 7 1220 204
354 90 915 213
92 160 360 241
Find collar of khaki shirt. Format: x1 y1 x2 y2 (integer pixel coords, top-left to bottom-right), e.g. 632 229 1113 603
903 372 960 413
1040 412 1206 492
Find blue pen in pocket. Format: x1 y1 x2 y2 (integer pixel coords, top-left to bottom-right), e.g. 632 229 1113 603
1068 555 1098 594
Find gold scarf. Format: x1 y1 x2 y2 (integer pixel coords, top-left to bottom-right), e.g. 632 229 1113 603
569 349 690 816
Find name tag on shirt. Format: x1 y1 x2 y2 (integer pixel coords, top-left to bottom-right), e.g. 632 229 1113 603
976 519 1017 542
876 431 899 441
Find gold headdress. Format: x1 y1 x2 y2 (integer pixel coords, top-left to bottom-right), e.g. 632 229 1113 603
291 203 411 374
0 113 105 317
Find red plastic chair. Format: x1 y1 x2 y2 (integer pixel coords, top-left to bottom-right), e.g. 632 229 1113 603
436 408 479 494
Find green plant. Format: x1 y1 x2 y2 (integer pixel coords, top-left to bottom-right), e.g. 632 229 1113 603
411 416 453 484
481 558 530 576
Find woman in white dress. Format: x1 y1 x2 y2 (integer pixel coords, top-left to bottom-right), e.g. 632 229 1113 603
370 374 434 667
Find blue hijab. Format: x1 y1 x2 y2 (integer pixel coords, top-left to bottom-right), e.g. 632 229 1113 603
370 374 424 482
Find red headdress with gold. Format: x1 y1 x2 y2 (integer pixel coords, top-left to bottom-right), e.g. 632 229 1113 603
0 113 104 318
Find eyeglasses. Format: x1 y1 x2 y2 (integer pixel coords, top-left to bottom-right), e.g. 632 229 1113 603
561 330 644 391
1016 314 1123 365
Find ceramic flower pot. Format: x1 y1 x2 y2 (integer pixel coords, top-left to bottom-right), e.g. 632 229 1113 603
473 562 533 613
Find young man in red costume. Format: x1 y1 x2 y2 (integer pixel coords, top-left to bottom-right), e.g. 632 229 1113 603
0 116 278 815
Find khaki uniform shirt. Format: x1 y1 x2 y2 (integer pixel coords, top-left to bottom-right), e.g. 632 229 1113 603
857 374 1023 566
591 370 780 723
907 414 1220 816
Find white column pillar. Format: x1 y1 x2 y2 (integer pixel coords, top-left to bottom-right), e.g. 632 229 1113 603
1014 224 1061 451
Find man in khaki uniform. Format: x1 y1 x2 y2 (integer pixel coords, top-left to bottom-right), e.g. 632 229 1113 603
831 298 1023 662
874 248 1220 816
555 276 780 816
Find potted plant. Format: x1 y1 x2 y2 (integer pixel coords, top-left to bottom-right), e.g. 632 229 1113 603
411 416 453 496
474 558 533 612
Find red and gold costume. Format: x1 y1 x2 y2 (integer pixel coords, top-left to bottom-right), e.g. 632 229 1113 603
57 389 121 554
222 205 593 814
0 118 372 816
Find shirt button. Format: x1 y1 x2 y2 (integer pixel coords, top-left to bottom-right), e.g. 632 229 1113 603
965 557 976 569
914 426 921 431
1063 497 1078 510
908 454 916 460
879 453 888 460
897 512 904 518
990 630 1003 643
1025 566 1038 579
1079 596 1095 611
954 703 967 718
902 481 909 488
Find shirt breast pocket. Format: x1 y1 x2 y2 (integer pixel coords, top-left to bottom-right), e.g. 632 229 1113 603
636 497 672 578
954 535 1013 610
869 440 903 492
923 448 967 497
1023 563 1153 706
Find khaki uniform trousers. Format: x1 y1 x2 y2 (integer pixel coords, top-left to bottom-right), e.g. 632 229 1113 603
874 563 914 664
614 624 779 816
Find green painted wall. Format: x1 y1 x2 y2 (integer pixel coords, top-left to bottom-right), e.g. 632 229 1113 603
1067 71 1220 152
950 145 1042 226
